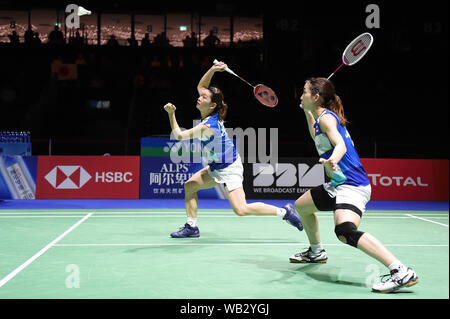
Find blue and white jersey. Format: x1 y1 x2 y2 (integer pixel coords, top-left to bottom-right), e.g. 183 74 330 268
314 110 370 187
199 113 238 171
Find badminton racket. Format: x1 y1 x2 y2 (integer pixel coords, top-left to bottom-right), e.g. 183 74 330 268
327 32 374 80
213 59 278 107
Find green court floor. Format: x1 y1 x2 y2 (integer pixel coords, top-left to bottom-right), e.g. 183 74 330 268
0 209 448 299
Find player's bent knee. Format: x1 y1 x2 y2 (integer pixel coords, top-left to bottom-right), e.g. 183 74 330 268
233 205 248 216
334 222 364 248
184 179 198 192
294 199 308 214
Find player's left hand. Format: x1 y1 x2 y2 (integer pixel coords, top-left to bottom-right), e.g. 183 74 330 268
164 103 176 114
319 157 339 172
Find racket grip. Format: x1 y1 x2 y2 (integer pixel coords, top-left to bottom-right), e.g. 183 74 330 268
213 59 237 76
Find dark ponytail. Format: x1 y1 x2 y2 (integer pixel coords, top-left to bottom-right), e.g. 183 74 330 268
208 86 228 121
327 94 347 127
307 77 348 126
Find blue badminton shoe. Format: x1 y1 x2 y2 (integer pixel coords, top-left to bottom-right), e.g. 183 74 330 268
170 223 200 238
282 203 304 231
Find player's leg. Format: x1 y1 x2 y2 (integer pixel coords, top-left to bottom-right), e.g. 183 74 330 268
332 183 419 293
170 167 218 238
334 209 396 266
332 184 396 267
334 208 418 292
225 186 276 215
295 189 322 245
184 166 218 219
225 186 303 231
289 187 330 263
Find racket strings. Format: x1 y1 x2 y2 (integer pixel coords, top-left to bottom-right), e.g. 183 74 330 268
343 33 373 65
254 85 278 107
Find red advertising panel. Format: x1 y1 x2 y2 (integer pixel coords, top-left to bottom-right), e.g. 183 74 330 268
36 156 140 199
361 159 449 201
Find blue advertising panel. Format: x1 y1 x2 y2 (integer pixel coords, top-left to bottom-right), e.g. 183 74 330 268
140 137 224 199
139 156 223 199
0 156 37 199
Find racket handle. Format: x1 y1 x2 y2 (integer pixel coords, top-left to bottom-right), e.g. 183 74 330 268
213 59 237 76
327 63 344 80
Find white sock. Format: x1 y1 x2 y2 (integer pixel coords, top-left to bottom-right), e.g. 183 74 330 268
276 207 287 218
187 217 197 227
388 260 407 273
311 243 323 254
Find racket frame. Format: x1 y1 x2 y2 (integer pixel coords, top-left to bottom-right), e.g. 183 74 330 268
328 32 374 80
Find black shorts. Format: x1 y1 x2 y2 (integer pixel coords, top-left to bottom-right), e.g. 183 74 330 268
310 184 363 217
310 184 336 212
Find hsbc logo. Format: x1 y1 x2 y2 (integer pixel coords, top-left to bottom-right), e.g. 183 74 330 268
44 165 135 189
45 166 92 189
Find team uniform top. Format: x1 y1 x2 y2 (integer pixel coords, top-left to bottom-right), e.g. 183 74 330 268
314 110 370 188
200 112 237 171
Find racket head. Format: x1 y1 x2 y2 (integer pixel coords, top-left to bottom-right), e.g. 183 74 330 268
342 32 374 66
253 84 278 107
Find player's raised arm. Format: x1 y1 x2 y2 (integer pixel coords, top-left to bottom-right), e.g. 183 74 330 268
163 102 209 141
197 61 227 94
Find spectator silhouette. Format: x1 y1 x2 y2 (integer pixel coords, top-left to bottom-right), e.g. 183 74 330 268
32 32 42 45
141 33 151 47
24 26 34 45
183 32 197 47
106 35 119 47
203 30 220 47
127 34 138 47
48 25 64 45
69 29 84 47
154 32 170 47
8 31 20 45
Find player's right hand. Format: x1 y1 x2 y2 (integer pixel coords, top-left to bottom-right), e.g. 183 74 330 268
212 61 227 72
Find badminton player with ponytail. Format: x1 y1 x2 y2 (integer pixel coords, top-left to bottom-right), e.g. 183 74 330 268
163 61 303 238
291 77 418 293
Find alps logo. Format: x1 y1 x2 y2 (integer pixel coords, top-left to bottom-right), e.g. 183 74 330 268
45 166 92 189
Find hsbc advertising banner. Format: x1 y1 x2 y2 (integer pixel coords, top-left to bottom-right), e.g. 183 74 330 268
36 156 140 199
243 158 326 199
361 158 449 201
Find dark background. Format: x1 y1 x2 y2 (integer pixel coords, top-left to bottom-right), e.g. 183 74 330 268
0 0 448 159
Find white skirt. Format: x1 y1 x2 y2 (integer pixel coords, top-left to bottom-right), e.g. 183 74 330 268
324 183 372 214
207 156 244 191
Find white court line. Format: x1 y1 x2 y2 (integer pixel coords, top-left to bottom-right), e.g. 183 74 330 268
53 243 449 248
0 215 448 219
405 214 449 227
0 216 91 218
0 215 448 220
0 211 448 216
0 213 92 288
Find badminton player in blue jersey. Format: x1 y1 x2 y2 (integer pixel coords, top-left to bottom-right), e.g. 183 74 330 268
163 61 303 238
290 77 418 293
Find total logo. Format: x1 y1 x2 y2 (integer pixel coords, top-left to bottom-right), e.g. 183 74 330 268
44 165 133 189
367 174 428 187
